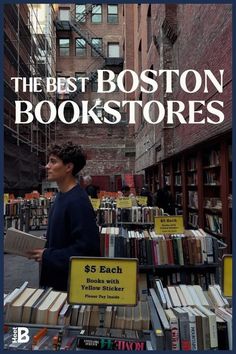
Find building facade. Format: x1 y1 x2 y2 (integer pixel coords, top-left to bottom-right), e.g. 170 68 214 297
54 4 138 191
129 4 232 250
4 4 56 195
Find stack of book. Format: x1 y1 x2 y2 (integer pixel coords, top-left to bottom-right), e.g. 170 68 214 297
97 206 164 225
100 227 219 267
4 281 231 351
4 283 150 331
149 279 232 350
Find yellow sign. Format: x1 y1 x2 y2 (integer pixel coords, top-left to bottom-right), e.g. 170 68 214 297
116 198 132 208
68 257 138 305
136 196 147 206
4 194 9 203
155 215 184 234
90 198 100 210
222 255 232 297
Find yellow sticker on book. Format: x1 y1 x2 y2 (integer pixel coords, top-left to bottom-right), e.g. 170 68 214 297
136 196 148 206
155 329 163 335
90 198 100 209
154 215 184 234
68 257 138 306
222 255 232 297
4 193 9 203
116 198 132 208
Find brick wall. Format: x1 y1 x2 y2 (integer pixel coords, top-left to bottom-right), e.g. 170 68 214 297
55 122 135 177
132 3 232 172
169 4 232 155
55 4 136 179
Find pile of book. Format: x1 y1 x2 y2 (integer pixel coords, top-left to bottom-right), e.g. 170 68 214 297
100 228 219 266
4 282 150 332
205 214 223 235
4 196 53 231
148 267 217 290
4 280 231 351
4 199 25 230
97 206 164 225
149 279 232 350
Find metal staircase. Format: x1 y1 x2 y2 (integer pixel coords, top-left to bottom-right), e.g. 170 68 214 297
71 4 95 23
70 21 106 59
56 5 106 59
56 5 123 99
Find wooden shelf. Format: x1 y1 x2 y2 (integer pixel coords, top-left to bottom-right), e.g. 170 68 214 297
204 183 221 186
143 136 231 252
139 263 219 271
205 228 223 237
203 164 220 169
204 207 222 214
187 169 197 172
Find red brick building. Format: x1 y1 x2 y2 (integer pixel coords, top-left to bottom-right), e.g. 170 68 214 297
129 4 232 249
3 4 232 249
54 4 139 191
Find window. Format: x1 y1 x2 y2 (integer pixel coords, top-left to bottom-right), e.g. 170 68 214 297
108 42 120 58
75 38 86 56
91 38 102 56
91 72 98 92
107 5 118 23
91 5 102 23
59 39 70 56
59 8 70 21
75 5 86 22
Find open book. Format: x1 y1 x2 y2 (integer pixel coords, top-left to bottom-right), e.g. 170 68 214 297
4 227 46 257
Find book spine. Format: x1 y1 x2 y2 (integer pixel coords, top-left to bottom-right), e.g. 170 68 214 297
189 318 198 350
179 316 191 350
77 338 146 350
170 319 180 350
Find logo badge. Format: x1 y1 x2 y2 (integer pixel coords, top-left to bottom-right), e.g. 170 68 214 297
12 327 30 344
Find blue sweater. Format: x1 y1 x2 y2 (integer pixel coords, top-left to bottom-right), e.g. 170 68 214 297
40 184 100 291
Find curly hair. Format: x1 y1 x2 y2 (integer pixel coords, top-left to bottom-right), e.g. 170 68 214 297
48 141 86 176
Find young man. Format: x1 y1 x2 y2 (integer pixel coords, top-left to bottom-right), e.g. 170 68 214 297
28 142 100 291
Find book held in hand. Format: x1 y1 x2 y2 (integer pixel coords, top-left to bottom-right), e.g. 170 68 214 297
4 227 46 257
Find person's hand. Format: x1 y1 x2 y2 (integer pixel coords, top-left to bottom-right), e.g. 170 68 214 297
27 248 46 262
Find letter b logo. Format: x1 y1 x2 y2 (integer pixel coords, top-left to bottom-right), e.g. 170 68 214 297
17 327 29 343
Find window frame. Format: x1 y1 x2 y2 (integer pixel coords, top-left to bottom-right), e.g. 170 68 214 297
59 38 70 56
59 8 70 21
91 38 103 57
107 4 118 24
91 4 102 23
75 4 86 22
75 38 87 57
107 42 120 58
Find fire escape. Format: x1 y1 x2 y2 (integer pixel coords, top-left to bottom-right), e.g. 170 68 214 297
55 5 123 95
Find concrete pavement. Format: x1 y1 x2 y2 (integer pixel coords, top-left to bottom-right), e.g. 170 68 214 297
4 229 45 293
